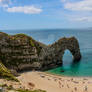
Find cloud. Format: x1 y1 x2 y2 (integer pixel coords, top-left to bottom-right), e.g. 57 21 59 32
0 0 4 2
6 6 42 14
0 3 8 7
0 0 2 2
0 0 10 7
61 0 68 2
64 0 92 11
70 16 92 22
0 0 9 3
62 0 92 23
0 0 42 14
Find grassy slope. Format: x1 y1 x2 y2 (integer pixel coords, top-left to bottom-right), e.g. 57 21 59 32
0 61 18 81
17 89 46 92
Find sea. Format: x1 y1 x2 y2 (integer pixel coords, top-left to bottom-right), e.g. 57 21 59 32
2 28 92 77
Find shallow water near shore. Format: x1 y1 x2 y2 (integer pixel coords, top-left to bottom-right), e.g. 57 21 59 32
2 29 92 77
47 49 92 77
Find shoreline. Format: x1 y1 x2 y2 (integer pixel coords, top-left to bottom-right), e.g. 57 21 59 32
17 71 92 92
45 71 92 78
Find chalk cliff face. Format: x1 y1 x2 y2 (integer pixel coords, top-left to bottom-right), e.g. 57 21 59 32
0 32 81 71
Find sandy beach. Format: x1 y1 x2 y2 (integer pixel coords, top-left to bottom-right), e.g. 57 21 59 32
17 71 92 92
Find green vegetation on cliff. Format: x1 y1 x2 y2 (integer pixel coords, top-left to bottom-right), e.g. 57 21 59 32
0 61 18 81
17 89 46 92
30 40 35 47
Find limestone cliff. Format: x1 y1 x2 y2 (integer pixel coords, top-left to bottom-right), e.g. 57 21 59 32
0 32 81 71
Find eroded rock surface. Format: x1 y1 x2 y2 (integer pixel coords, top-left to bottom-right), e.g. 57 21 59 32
0 32 81 71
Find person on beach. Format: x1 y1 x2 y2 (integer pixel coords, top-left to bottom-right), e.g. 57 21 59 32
59 81 61 88
84 86 87 92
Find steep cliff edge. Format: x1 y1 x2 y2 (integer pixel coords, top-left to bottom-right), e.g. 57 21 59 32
0 32 81 72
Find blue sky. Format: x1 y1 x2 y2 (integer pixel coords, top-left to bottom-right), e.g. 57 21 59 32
0 0 92 30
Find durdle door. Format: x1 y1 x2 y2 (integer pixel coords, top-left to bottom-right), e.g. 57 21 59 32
0 32 81 72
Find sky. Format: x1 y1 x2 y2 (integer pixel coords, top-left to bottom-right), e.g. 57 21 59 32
0 0 92 30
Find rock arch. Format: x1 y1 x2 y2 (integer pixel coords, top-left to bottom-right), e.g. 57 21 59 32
41 37 81 70
53 37 81 61
0 32 81 71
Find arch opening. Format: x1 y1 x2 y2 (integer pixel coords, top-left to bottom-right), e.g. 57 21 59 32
62 49 73 66
61 49 81 73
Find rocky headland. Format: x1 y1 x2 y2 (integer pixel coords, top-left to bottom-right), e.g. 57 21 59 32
0 32 81 72
0 32 82 92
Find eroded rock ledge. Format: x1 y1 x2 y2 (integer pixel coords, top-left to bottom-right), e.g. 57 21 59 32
0 32 81 71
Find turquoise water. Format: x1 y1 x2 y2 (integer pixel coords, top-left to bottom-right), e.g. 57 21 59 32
47 49 92 77
2 29 92 77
